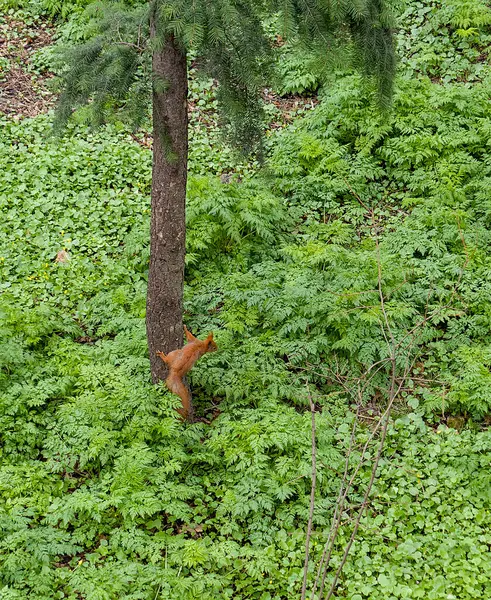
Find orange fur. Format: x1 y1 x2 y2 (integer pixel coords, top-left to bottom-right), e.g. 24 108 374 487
156 326 217 420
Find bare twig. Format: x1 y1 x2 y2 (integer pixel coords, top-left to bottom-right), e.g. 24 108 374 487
342 177 371 212
116 25 146 53
302 383 318 600
115 40 143 50
316 392 395 598
301 188 468 600
311 404 360 599
316 214 417 598
320 221 428 598
323 359 400 599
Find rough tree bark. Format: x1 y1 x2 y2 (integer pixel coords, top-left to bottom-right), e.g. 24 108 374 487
146 25 188 384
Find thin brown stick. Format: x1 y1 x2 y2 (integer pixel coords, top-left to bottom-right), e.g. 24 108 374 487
319 222 399 598
311 404 360 599
375 233 396 352
342 177 371 212
320 357 416 598
323 358 399 599
311 372 389 597
316 391 395 598
305 190 467 599
302 384 318 599
321 223 425 597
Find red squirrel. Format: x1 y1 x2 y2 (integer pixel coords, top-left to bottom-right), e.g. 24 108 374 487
156 326 217 420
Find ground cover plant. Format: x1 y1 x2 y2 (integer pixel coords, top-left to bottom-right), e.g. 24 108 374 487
1 0 491 598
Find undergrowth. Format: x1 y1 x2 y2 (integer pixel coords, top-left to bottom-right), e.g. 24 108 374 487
1 0 491 598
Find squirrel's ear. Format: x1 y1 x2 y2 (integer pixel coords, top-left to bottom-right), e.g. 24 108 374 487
207 332 214 340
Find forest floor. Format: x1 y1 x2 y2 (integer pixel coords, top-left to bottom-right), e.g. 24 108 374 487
2 2 491 599
0 13 55 116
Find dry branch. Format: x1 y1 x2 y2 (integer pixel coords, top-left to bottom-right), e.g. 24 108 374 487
301 384 317 600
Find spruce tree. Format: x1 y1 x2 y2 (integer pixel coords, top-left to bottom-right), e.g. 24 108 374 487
55 0 397 415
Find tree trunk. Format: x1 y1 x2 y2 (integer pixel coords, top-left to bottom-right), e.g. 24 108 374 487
146 27 188 385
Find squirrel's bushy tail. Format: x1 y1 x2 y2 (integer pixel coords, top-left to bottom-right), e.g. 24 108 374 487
166 374 192 420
